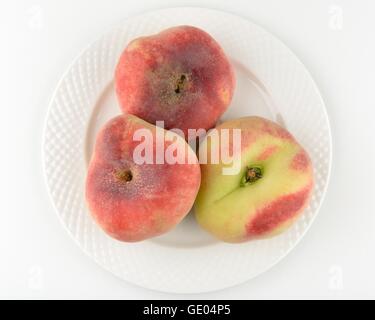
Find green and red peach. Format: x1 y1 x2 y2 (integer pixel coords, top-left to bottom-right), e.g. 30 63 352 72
195 116 314 243
115 25 235 137
86 114 201 242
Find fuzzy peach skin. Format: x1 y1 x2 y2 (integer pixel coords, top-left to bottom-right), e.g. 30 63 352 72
86 114 201 242
115 25 235 137
195 116 314 243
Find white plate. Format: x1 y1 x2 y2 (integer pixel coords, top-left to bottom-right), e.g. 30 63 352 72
43 7 332 293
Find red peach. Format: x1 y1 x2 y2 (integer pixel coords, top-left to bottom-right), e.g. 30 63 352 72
115 25 235 137
86 114 201 242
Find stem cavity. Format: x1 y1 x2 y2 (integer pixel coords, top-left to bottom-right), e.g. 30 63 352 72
115 169 133 182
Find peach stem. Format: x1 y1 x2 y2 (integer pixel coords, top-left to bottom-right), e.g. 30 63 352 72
241 166 263 187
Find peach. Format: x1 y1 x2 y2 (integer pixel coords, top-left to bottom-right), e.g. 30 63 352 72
195 116 314 243
86 114 201 242
115 25 235 137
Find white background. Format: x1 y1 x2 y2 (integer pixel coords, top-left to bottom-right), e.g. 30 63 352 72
1 0 374 299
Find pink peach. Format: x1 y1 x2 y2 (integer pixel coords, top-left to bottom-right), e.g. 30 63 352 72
195 116 314 243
